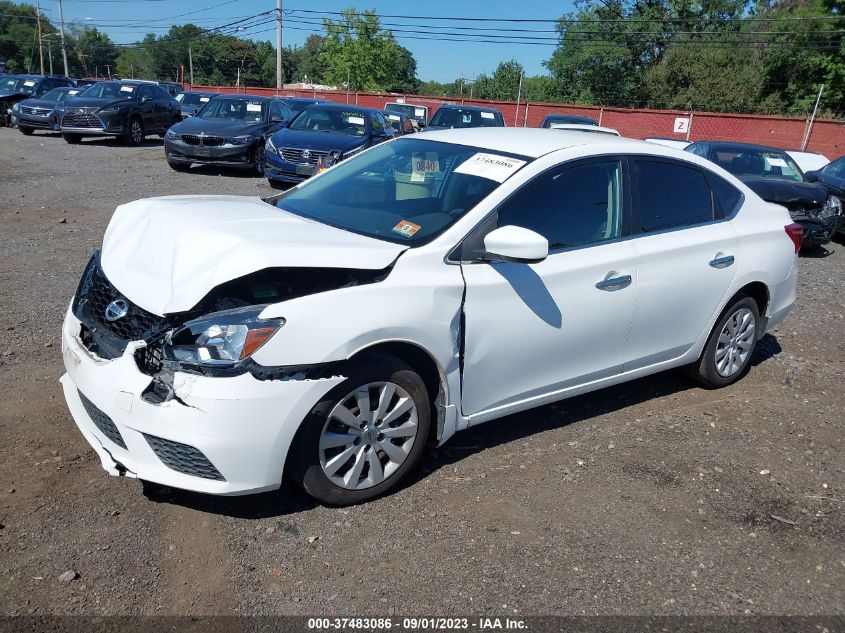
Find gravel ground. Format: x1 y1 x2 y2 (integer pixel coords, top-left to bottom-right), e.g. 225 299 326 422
0 127 842 618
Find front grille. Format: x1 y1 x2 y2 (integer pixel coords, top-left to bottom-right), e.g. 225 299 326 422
180 134 225 146
21 106 50 116
73 253 167 360
144 434 225 481
280 147 327 165
62 111 103 128
66 106 99 114
78 390 127 449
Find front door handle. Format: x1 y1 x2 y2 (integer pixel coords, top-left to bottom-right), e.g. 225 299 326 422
595 274 632 291
709 255 735 269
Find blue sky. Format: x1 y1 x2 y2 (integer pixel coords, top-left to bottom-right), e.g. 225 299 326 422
25 0 575 82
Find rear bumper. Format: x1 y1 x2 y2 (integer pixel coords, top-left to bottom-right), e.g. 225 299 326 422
764 255 798 333
60 307 344 495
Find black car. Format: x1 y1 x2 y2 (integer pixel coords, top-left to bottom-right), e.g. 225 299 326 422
11 86 82 134
164 95 294 175
805 155 845 235
73 78 98 89
282 97 331 114
59 80 181 145
176 91 220 118
0 74 76 126
426 104 505 130
159 82 184 98
383 110 415 135
540 113 598 128
686 141 843 247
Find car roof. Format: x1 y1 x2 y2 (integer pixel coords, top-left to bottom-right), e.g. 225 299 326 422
305 102 378 113
695 141 788 154
436 104 501 113
213 93 273 101
417 128 648 158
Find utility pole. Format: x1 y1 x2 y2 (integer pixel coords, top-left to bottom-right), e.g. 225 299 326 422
346 66 350 103
57 0 69 77
801 83 824 151
188 47 194 88
514 72 524 127
47 40 53 74
276 0 283 93
36 2 45 75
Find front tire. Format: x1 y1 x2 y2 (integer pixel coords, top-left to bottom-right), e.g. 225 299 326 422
167 160 190 172
253 142 266 176
63 133 81 144
124 117 144 146
686 294 761 388
290 353 431 506
18 126 34 135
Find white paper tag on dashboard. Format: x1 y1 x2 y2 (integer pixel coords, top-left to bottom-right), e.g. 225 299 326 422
480 111 495 119
454 153 526 182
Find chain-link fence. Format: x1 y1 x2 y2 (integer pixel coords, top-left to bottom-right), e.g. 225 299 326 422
196 84 845 158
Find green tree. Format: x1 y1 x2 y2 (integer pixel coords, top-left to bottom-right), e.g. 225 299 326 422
70 27 118 77
0 1 59 74
320 7 419 91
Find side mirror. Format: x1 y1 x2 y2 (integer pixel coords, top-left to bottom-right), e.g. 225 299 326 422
483 225 548 264
804 170 819 182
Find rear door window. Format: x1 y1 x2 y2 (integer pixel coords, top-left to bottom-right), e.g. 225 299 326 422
633 159 714 232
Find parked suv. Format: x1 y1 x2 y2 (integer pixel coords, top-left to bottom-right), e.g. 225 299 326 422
60 129 799 506
60 80 181 145
0 74 76 126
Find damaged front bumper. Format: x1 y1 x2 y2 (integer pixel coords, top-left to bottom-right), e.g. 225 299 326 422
60 307 344 495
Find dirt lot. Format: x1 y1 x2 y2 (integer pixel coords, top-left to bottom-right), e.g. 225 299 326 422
0 127 842 618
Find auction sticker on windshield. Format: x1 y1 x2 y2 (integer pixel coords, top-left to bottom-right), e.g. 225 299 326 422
392 220 422 238
347 115 365 126
246 103 262 112
120 86 135 93
480 112 495 119
454 153 526 183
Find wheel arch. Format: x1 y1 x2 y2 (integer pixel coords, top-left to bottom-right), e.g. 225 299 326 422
734 281 770 318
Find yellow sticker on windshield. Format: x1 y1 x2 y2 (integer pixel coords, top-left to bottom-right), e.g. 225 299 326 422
392 220 421 238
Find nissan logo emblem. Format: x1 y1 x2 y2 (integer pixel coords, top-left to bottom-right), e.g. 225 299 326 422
104 299 129 322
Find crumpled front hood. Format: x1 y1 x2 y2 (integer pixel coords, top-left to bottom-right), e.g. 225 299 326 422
100 195 408 316
0 90 27 100
269 128 368 153
738 175 828 207
18 97 56 110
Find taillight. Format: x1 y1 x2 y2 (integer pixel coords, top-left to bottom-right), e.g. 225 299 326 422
785 223 803 253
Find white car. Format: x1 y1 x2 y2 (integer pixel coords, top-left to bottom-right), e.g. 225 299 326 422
60 129 801 505
645 137 691 150
786 150 830 174
549 123 620 136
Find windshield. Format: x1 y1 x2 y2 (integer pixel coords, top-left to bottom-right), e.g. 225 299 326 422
179 92 214 106
286 99 322 113
386 103 426 123
0 77 37 95
712 148 804 181
822 158 845 179
80 82 138 100
274 138 530 245
40 88 73 102
288 107 369 136
198 98 265 123
429 107 504 129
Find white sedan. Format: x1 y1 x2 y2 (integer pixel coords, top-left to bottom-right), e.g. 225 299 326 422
60 129 801 505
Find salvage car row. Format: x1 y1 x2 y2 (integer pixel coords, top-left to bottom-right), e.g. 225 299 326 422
6 73 843 248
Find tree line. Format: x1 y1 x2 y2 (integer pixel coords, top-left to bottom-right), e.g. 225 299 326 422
1 2 841 116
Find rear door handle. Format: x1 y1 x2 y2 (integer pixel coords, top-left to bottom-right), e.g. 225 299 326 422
595 274 632 291
709 255 735 269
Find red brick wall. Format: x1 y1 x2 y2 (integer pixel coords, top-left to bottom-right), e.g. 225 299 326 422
196 85 845 159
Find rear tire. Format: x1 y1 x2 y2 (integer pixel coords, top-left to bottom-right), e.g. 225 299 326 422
18 126 34 135
253 142 266 176
289 353 431 506
123 117 143 146
685 294 761 388
63 133 81 144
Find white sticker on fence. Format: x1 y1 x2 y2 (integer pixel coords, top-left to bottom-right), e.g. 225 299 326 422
454 152 526 183
480 111 495 119
246 103 262 112
673 117 690 134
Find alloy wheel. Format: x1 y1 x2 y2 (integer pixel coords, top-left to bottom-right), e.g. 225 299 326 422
319 382 419 490
131 121 143 144
715 307 755 377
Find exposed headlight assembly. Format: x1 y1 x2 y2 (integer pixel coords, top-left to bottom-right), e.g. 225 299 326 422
164 128 180 140
165 305 284 368
820 195 842 219
266 136 278 155
11 102 19 113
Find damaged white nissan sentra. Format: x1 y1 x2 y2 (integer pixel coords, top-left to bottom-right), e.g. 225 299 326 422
60 128 801 505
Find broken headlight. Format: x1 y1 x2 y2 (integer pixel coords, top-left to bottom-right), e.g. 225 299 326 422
165 305 284 367
820 195 842 219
